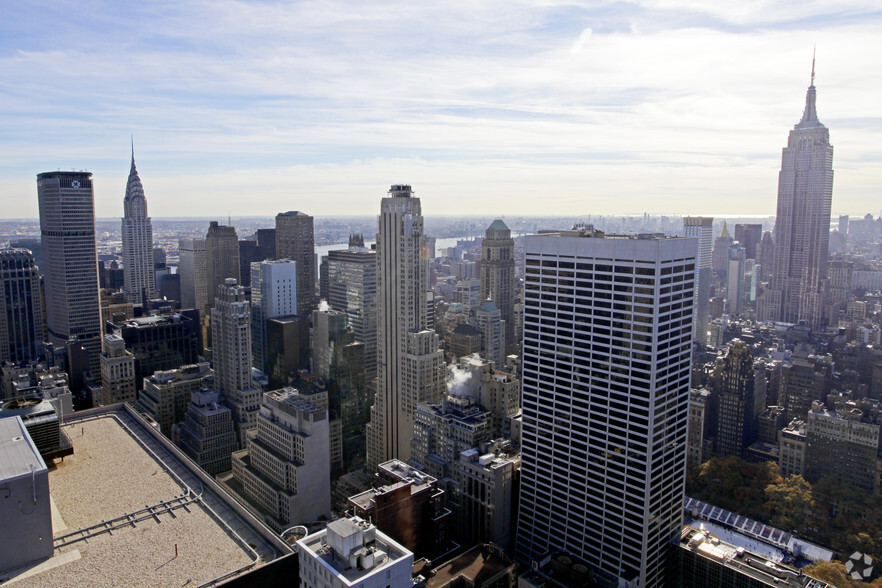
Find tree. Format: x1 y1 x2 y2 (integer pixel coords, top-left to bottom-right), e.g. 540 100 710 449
764 475 814 532
803 560 851 587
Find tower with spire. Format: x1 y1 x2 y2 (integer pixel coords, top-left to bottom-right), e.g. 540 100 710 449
121 141 156 306
759 55 834 328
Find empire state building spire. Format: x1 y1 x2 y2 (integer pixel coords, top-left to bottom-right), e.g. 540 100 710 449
797 52 821 129
121 141 156 305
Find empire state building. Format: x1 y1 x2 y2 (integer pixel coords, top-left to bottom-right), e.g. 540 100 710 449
759 61 834 329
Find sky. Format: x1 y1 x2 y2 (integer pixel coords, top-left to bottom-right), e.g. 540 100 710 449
1 0 881 219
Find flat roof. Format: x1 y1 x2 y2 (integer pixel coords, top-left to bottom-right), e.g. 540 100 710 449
299 524 411 585
0 416 46 481
4 406 288 587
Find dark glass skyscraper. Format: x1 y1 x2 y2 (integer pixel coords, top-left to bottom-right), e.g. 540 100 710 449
37 171 102 377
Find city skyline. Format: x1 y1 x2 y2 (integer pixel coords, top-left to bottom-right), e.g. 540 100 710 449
2 2 881 219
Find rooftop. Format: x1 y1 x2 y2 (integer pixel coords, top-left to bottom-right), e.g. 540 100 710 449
299 517 412 586
2 405 290 587
0 416 45 481
679 525 832 587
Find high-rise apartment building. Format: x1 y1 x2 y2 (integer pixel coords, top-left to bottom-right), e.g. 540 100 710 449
178 238 208 314
327 240 377 381
760 63 834 329
275 211 315 316
0 249 44 363
683 216 713 342
121 150 156 306
367 185 433 469
205 221 240 302
516 227 695 587
212 278 261 449
480 220 517 355
37 171 102 377
250 259 298 372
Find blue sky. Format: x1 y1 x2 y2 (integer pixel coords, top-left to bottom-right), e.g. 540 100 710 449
1 0 881 218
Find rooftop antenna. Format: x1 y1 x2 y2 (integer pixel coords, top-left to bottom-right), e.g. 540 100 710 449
228 210 231 226
811 46 816 86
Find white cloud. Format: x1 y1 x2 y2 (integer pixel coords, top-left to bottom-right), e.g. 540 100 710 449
0 0 880 217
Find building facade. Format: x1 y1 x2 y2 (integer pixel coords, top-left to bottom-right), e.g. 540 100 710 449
515 227 695 587
231 388 331 530
367 185 433 469
212 278 261 449
0 249 44 364
37 171 102 377
251 259 298 373
327 243 377 381
205 222 240 304
480 220 517 356
99 333 136 406
178 238 208 314
683 216 713 342
275 211 315 317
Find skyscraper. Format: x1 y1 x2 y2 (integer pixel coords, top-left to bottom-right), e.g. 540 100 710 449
37 171 102 377
0 248 44 363
683 216 713 342
275 211 315 317
733 223 763 260
178 238 208 313
760 61 834 329
121 148 156 306
327 238 377 381
714 339 763 457
205 221 240 302
367 185 435 469
251 259 298 372
727 243 746 314
516 227 695 587
711 220 733 275
212 278 261 449
480 220 516 355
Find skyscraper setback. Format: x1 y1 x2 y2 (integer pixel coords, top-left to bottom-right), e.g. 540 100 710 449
760 62 834 329
516 227 695 587
366 185 436 469
121 148 156 306
37 171 102 377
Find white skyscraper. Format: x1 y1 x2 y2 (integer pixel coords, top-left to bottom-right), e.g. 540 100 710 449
121 148 156 306
212 278 261 449
251 259 298 372
683 216 713 342
367 185 439 469
515 227 695 587
37 171 102 376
